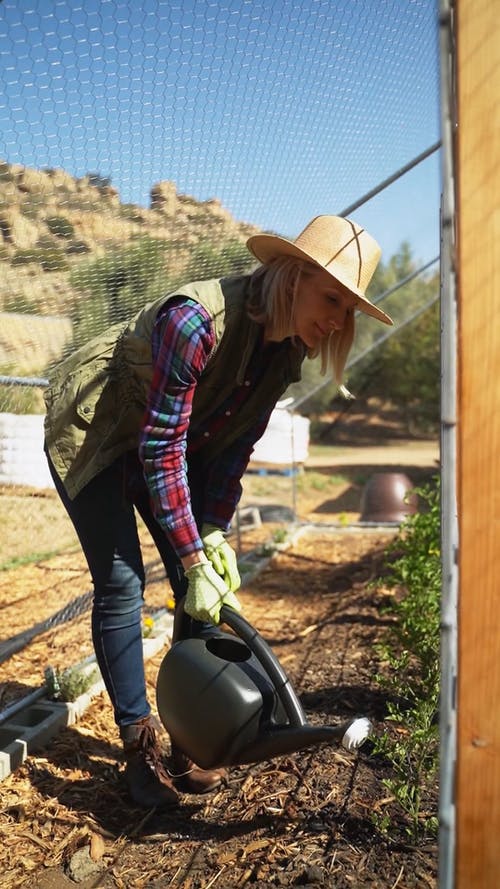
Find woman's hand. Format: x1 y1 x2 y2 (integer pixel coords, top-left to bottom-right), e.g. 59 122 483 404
184 561 242 624
201 523 241 592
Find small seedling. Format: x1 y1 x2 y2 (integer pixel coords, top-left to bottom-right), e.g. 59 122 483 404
45 664 98 703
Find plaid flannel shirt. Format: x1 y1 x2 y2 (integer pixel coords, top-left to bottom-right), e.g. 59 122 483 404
139 298 275 558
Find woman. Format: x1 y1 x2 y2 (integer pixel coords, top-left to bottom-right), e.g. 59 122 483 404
44 214 392 808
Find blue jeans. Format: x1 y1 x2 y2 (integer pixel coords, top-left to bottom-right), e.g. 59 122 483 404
46 450 210 727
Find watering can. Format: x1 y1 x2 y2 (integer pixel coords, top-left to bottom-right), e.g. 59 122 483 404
156 601 371 769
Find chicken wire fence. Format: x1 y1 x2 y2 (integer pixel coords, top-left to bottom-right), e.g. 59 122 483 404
0 0 440 490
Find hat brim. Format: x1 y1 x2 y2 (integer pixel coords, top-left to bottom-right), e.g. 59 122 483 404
247 233 393 326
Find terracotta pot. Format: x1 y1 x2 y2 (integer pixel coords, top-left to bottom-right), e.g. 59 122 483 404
359 472 418 523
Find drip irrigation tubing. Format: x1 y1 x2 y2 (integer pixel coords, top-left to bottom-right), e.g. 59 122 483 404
0 557 168 664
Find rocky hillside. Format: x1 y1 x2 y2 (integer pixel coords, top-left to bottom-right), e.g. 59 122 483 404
0 160 261 317
0 161 263 387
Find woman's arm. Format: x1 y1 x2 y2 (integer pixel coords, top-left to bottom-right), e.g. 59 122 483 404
138 298 214 562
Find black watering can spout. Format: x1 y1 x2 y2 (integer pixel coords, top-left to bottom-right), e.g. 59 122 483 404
156 601 372 769
227 720 368 767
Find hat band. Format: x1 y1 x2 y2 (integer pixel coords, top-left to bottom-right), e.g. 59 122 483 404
323 223 364 288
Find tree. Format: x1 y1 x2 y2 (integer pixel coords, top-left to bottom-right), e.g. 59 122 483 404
286 242 440 434
183 239 254 281
347 243 440 433
86 172 112 189
349 299 440 433
67 236 254 351
69 237 173 348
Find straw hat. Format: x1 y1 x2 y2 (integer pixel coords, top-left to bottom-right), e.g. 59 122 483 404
246 215 393 326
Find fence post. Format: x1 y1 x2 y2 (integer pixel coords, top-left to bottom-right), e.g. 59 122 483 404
456 0 500 885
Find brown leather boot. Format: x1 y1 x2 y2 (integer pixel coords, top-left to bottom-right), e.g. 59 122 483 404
120 715 179 808
170 744 228 794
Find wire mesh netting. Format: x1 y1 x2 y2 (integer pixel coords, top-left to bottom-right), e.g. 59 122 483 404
0 0 440 498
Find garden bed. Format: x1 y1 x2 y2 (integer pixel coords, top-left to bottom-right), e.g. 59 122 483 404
0 525 438 888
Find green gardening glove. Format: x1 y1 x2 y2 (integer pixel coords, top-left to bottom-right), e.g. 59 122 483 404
201 523 241 592
184 561 242 624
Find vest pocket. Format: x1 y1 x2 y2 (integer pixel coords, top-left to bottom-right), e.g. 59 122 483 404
74 369 114 427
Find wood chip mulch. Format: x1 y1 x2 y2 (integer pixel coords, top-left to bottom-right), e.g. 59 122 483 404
0 527 438 888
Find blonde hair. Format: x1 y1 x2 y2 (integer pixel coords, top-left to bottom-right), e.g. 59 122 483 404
247 257 355 386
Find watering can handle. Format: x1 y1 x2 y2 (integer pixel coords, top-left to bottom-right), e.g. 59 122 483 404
219 604 307 729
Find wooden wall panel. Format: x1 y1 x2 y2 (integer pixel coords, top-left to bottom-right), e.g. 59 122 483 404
456 0 500 885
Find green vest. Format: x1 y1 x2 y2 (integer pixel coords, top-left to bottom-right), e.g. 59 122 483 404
44 275 304 498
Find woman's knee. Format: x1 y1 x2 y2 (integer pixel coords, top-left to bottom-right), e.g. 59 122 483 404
93 559 145 617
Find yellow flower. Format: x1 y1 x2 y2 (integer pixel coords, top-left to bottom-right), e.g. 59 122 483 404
142 616 155 637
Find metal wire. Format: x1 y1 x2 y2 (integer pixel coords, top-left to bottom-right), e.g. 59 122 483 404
339 142 442 217
0 375 49 388
0 553 170 664
438 1 458 885
291 264 439 412
0 590 93 665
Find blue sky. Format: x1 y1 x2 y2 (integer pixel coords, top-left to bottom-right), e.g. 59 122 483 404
1 0 441 266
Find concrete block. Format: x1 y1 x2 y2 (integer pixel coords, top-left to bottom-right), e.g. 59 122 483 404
64 677 106 724
0 611 175 780
7 702 69 752
142 614 173 659
0 730 27 779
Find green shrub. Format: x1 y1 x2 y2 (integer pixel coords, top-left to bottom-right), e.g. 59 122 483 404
12 246 69 271
0 162 13 182
37 247 69 272
46 215 75 239
44 665 98 702
372 476 441 841
0 368 44 412
69 236 172 346
87 172 112 189
65 239 90 255
11 249 42 266
183 238 254 281
3 293 37 313
120 203 145 222
19 195 45 219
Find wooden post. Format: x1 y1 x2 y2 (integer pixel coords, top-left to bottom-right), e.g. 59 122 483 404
456 0 500 885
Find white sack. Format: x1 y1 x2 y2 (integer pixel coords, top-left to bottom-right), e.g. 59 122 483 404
0 413 54 488
249 407 310 465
